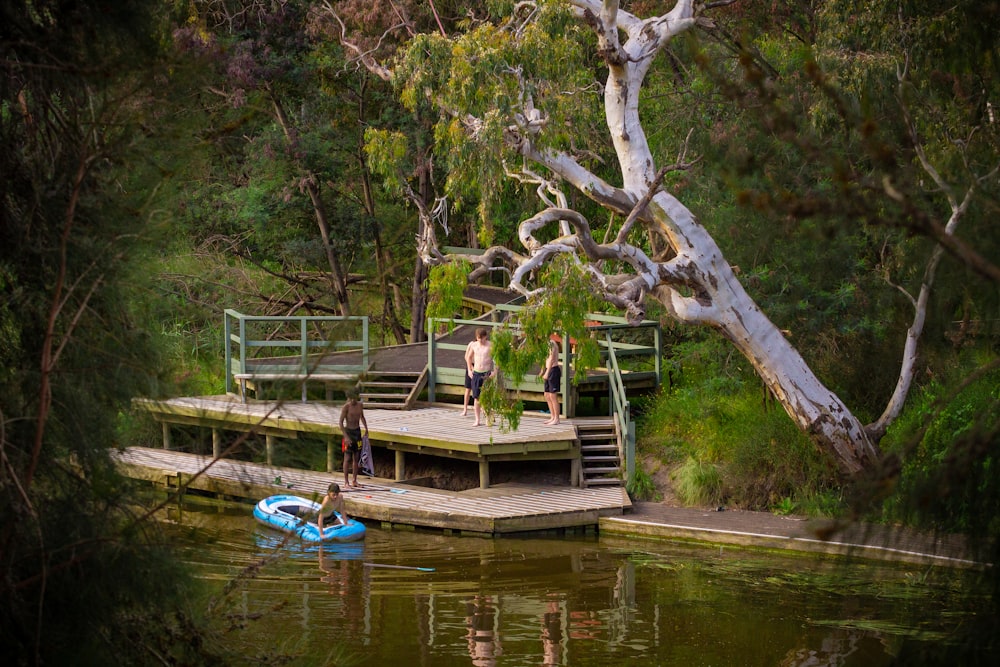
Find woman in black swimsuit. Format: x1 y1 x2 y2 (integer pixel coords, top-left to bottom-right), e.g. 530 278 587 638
540 340 562 425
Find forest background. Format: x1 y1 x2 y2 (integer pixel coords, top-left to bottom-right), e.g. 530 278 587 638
1 0 998 665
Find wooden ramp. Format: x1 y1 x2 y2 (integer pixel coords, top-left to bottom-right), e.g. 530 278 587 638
113 446 630 535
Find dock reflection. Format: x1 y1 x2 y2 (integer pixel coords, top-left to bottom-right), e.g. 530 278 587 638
231 522 944 666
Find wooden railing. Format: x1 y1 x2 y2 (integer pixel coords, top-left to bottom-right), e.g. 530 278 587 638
224 310 369 400
605 330 635 484
425 307 661 425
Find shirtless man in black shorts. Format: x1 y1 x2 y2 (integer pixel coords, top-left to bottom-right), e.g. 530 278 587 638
339 391 369 488
464 327 495 427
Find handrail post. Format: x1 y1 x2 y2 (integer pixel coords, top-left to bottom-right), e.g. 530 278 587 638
224 311 233 395
654 323 662 389
625 419 635 484
560 330 568 419
427 317 437 402
300 318 309 375
238 314 247 389
361 316 369 370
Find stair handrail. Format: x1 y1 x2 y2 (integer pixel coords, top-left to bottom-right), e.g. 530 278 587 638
605 330 635 484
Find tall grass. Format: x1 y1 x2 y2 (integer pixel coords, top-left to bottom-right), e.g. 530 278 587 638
638 337 841 513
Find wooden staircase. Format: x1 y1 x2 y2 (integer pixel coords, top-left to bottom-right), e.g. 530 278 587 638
357 367 428 409
576 418 623 488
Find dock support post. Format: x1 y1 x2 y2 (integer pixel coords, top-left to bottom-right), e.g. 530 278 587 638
394 450 405 481
162 422 172 450
266 434 275 466
479 460 490 489
571 457 581 488
212 428 222 459
327 436 336 473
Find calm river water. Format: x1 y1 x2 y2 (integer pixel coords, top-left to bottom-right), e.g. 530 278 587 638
167 495 973 666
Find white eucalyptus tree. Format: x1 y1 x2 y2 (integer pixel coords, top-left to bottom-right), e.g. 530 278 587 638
323 0 995 474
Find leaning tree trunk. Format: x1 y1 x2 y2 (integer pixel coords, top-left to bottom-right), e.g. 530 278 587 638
597 0 879 473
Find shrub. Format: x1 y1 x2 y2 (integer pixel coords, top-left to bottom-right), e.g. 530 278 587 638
672 456 725 506
627 464 660 501
880 353 1000 535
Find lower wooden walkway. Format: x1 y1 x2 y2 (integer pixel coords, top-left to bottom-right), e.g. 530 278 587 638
113 446 631 534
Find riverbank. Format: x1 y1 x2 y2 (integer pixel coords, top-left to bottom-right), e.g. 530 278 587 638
115 443 976 567
602 501 976 568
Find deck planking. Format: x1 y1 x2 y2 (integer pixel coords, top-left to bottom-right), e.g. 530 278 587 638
137 395 576 447
135 395 586 489
113 446 630 534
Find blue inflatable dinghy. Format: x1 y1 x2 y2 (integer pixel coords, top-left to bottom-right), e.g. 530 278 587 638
253 494 366 543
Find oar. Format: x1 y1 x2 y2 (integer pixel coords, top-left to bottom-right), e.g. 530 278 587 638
363 562 435 572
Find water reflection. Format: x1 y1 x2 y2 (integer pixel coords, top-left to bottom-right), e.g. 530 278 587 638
541 597 564 666
465 595 501 666
780 629 864 667
169 498 971 666
317 546 368 640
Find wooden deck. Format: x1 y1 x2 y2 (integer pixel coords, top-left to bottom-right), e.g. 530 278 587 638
113 446 631 535
135 395 592 489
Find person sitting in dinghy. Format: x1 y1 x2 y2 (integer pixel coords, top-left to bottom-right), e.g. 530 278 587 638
318 482 348 531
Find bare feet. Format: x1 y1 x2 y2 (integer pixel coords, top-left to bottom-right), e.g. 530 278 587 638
473 421 482 427
460 410 468 417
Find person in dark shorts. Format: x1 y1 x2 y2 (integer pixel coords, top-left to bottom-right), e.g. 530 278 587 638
540 339 562 425
461 336 476 416
464 328 495 427
339 391 369 488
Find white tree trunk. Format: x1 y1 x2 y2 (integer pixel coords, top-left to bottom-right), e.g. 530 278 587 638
594 0 879 472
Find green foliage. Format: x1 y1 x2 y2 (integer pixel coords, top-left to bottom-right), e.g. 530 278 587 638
426 260 473 326
394 1 607 234
773 496 798 516
364 128 410 195
0 1 238 663
478 374 522 432
651 1 1000 420
640 336 841 511
672 457 724 507
493 256 603 384
479 256 608 426
627 464 660 502
868 350 1000 664
879 352 1000 536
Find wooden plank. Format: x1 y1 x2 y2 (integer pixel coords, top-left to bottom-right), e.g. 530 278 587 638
133 397 597 489
111 447 629 534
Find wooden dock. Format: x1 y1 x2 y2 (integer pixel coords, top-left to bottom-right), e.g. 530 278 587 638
113 446 631 535
135 395 591 489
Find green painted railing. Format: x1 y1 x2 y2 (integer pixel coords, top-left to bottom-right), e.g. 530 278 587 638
223 310 369 395
426 307 660 430
606 330 635 485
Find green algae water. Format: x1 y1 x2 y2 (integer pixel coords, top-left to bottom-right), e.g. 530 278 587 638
168 496 977 666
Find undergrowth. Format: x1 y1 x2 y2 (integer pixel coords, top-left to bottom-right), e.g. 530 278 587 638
637 337 842 514
877 349 1000 536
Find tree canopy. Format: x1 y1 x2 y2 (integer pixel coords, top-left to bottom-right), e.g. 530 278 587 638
322 0 999 476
